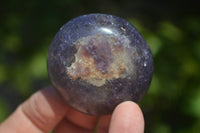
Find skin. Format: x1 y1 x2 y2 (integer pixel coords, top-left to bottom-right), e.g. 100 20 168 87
0 86 144 133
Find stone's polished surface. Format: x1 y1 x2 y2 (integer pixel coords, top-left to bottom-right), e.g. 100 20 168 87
47 14 153 115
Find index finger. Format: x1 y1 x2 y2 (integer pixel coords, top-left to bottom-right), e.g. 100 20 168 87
53 108 100 133
0 86 69 133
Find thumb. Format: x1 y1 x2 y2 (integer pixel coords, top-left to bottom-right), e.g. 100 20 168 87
109 101 144 133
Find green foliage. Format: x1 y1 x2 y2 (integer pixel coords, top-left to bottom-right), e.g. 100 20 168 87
0 98 9 122
0 0 199 132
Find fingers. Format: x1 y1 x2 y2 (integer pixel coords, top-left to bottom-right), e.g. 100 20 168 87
53 118 95 133
0 85 145 133
0 86 69 133
54 108 99 133
65 108 99 130
96 115 111 133
109 101 144 133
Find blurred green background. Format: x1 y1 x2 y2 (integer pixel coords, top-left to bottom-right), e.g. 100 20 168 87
0 0 199 132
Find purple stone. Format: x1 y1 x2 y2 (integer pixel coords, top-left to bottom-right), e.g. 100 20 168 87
47 14 153 115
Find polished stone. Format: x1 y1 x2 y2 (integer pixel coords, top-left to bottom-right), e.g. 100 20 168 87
47 14 153 115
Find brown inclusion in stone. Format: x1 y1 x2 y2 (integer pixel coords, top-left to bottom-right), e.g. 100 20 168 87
67 35 135 87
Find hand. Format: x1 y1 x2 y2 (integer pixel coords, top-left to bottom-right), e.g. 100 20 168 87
0 86 144 133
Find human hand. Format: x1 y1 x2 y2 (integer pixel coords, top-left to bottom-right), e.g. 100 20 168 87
0 86 144 133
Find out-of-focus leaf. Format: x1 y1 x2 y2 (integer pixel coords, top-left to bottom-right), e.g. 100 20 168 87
2 34 21 52
146 34 162 55
158 22 183 43
28 52 47 78
0 98 9 122
154 123 171 133
0 65 6 83
187 87 200 118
